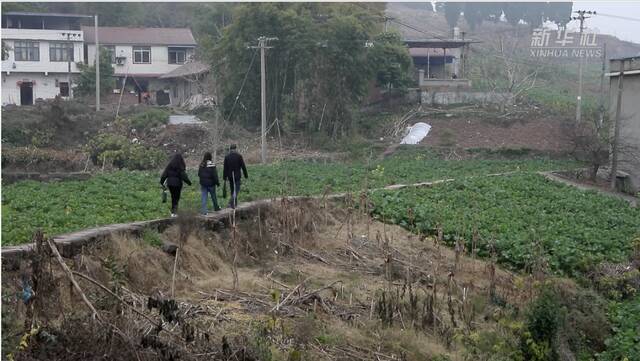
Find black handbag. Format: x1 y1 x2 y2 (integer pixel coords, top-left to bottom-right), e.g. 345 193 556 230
162 187 167 203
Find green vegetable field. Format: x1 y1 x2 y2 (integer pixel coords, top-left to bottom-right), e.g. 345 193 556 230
370 173 640 276
598 296 640 361
1 151 574 245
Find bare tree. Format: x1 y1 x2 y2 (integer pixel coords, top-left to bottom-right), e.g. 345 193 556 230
472 35 540 111
566 120 609 181
566 113 639 185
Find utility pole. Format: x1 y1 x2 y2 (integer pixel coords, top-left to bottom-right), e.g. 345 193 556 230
95 15 100 111
250 36 277 164
610 59 625 190
383 16 394 33
598 43 606 126
571 10 595 122
62 32 72 98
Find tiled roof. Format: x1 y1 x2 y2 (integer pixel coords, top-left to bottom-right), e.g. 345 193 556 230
160 61 210 79
81 26 196 46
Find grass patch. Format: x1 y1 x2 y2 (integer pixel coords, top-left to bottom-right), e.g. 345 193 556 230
141 229 163 248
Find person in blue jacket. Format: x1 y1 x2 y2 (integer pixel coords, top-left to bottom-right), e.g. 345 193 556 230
198 152 221 215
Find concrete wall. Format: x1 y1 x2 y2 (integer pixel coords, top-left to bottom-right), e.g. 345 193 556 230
1 72 77 105
420 89 509 106
87 44 195 76
1 29 84 74
1 28 83 104
609 71 640 193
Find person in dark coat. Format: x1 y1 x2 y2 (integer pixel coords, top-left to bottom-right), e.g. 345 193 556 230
160 153 191 217
198 152 221 215
222 144 248 209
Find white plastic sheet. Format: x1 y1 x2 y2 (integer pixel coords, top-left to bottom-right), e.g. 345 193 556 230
400 122 431 145
168 115 203 125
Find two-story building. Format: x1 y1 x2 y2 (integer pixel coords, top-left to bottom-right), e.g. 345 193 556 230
82 26 197 105
1 12 91 105
608 56 640 194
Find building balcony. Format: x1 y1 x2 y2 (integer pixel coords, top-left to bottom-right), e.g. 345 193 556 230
418 69 471 89
1 28 83 42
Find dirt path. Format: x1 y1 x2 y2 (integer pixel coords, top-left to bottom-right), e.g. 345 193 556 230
420 116 572 152
541 171 638 207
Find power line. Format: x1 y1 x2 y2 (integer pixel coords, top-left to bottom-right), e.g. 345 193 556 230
225 48 258 123
596 12 640 23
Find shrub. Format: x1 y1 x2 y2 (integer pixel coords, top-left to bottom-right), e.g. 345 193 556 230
129 108 171 131
87 134 165 170
526 286 562 345
2 147 55 166
1 127 30 146
141 229 163 248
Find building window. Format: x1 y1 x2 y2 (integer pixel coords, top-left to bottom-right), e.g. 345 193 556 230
133 46 151 64
14 41 39 61
50 42 74 62
102 45 116 64
59 82 70 97
168 47 186 64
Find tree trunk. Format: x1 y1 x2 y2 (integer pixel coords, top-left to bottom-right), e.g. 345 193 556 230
589 163 599 182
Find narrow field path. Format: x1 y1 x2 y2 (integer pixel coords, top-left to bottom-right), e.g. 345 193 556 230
540 171 638 207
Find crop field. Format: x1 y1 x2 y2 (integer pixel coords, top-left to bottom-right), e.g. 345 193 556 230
1 151 575 245
370 173 640 276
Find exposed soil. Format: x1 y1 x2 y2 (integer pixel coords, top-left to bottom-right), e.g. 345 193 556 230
420 115 573 153
2 199 540 361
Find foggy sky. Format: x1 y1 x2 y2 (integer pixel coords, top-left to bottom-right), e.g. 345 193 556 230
569 1 640 44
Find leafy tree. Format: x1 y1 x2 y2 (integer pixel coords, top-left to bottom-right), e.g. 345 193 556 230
503 3 527 26
213 3 403 137
545 2 573 29
521 2 545 29
437 2 462 30
463 3 485 31
369 32 413 89
74 48 114 97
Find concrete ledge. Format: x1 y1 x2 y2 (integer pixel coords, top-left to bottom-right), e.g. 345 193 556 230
0 196 327 267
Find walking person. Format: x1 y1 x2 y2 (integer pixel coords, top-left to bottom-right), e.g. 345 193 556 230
222 144 248 209
198 152 221 215
160 153 192 217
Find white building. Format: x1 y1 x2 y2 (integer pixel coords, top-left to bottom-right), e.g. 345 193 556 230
1 12 91 105
82 26 197 105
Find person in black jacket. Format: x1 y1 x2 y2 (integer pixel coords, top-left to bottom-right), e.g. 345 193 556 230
198 152 221 215
160 153 191 217
222 144 248 209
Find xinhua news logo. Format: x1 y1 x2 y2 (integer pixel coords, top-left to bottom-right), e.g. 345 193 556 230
529 28 602 58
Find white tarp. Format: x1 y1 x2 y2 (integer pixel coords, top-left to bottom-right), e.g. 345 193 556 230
400 122 431 145
168 115 203 125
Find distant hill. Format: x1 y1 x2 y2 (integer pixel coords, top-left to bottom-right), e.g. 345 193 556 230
386 2 640 60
